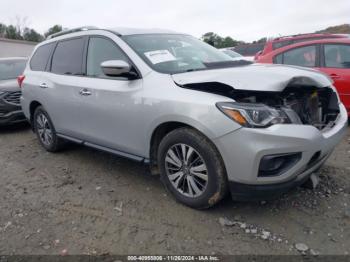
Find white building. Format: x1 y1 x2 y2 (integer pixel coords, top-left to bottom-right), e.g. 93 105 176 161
0 38 37 58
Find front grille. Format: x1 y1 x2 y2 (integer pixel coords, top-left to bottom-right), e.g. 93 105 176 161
3 91 21 105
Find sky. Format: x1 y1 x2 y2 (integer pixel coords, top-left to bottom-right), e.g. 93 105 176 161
0 0 349 42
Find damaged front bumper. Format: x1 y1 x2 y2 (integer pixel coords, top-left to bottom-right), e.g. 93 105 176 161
213 103 348 201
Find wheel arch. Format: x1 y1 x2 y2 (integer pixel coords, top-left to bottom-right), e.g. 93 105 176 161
148 120 218 176
29 100 42 128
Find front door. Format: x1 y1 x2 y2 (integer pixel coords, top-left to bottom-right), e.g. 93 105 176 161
76 36 146 157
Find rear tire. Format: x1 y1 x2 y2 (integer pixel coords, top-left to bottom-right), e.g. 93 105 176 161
33 106 65 152
158 127 228 209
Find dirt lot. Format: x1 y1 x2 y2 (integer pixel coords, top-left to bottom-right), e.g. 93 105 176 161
0 124 349 256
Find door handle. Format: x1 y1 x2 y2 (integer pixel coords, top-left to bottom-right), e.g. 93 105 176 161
330 74 341 80
79 89 92 96
39 83 49 88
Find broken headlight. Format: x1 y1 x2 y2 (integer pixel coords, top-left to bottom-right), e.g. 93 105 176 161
217 102 290 128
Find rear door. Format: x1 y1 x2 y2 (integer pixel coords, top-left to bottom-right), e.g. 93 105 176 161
24 42 55 118
47 37 87 137
318 44 350 114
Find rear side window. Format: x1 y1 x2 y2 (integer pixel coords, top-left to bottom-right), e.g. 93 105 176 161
51 38 85 75
273 45 316 67
30 43 55 71
87 37 128 78
324 44 350 68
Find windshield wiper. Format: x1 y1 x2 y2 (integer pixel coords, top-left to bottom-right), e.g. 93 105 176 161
64 72 86 76
203 60 252 69
184 68 205 73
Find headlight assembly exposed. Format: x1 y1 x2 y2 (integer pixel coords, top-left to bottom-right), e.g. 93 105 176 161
216 102 290 128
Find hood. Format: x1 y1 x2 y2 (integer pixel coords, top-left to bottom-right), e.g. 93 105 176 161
0 79 20 92
172 63 332 92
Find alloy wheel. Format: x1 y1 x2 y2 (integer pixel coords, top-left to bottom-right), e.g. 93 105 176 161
165 143 208 198
36 113 53 146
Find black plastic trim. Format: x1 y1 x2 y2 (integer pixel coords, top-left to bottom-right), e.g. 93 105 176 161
230 153 329 201
258 152 302 177
56 133 146 163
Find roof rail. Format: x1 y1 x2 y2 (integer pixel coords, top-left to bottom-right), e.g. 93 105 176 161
46 26 99 39
274 32 333 40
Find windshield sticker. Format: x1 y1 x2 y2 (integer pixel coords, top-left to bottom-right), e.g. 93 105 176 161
144 50 177 64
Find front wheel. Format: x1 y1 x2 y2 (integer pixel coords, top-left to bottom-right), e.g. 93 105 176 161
158 128 228 209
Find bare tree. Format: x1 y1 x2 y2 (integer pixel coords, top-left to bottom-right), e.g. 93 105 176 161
14 15 29 37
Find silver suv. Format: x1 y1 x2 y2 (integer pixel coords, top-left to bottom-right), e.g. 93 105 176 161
20 27 348 209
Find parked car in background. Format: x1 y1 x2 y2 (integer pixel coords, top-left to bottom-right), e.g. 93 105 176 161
220 48 242 59
232 43 264 61
257 38 350 117
20 27 347 209
0 57 27 126
220 48 253 62
255 33 349 60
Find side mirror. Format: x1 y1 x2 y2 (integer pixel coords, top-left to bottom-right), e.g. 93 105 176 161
101 60 132 77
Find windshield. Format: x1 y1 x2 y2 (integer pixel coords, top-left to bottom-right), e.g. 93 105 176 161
0 60 26 81
122 34 245 74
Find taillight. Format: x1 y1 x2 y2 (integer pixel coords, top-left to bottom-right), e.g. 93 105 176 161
17 75 25 88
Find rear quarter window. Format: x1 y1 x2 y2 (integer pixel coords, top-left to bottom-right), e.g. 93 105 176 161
30 43 55 71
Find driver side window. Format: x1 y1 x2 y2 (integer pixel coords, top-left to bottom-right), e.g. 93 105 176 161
87 37 128 78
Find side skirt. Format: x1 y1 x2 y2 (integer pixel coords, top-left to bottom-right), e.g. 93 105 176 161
57 133 149 164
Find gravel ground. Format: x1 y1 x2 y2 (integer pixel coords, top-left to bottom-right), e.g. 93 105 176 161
0 124 349 256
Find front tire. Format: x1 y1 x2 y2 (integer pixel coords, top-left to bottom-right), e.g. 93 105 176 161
158 128 228 209
33 106 65 152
